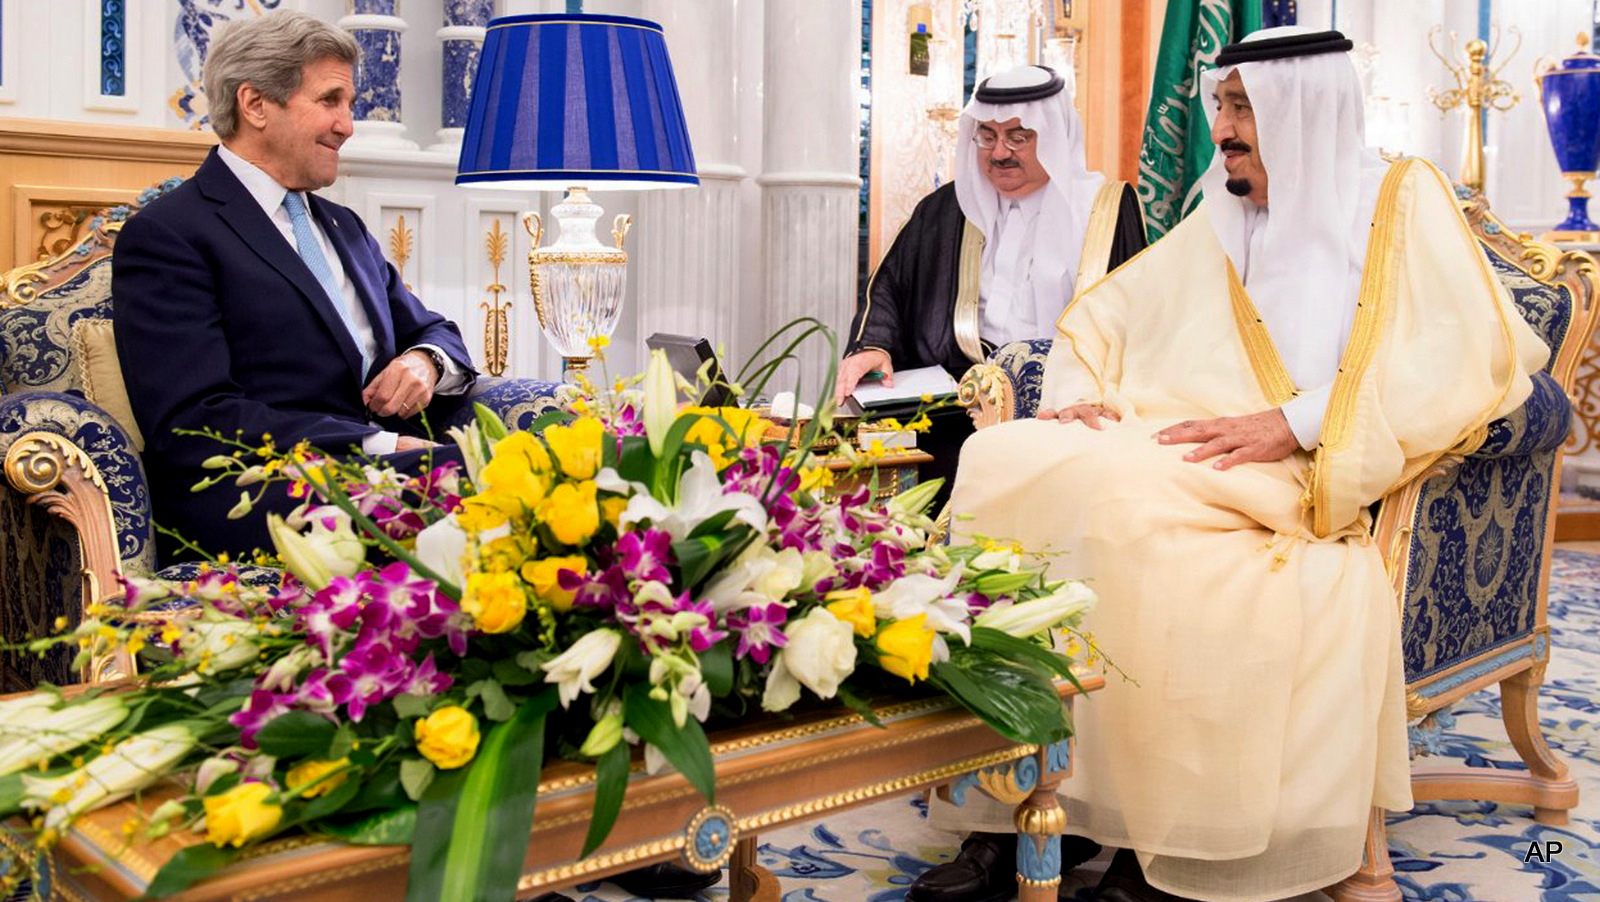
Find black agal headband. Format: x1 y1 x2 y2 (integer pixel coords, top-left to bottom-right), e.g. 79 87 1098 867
1215 30 1354 67
973 66 1065 103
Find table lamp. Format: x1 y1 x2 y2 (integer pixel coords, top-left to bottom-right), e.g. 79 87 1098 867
455 13 699 375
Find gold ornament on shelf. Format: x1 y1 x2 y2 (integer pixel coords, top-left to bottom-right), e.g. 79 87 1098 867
1427 25 1521 192
480 219 512 377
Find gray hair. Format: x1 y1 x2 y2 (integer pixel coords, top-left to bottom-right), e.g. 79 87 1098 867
203 10 358 140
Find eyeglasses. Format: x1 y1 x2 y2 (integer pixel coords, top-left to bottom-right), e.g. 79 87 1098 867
973 130 1035 152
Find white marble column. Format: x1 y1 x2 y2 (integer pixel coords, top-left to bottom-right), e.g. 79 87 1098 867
758 0 862 398
634 0 748 363
341 0 418 151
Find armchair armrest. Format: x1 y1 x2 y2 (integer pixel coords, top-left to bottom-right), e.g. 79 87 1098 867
449 377 567 433
0 391 152 686
958 339 1053 428
1468 371 1571 460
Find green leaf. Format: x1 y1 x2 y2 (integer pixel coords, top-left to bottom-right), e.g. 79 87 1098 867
672 524 754 589
0 774 25 817
399 757 436 802
699 641 734 697
931 648 1071 746
321 804 418 845
686 507 737 539
254 711 336 759
343 763 405 814
392 694 433 720
579 741 630 858
406 689 559 902
655 410 711 477
328 723 358 760
492 657 540 687
140 844 237 900
615 435 657 484
834 685 886 728
968 628 1074 680
288 774 362 825
467 680 516 722
526 409 574 434
623 683 714 803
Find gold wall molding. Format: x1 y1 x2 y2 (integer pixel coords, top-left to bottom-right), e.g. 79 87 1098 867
0 119 215 274
388 213 415 292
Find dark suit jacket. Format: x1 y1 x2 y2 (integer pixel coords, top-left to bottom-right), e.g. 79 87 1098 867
112 148 476 556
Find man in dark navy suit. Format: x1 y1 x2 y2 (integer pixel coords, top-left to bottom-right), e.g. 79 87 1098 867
113 10 475 560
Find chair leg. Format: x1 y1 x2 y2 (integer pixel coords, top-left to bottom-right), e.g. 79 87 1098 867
1326 807 1400 902
1499 667 1579 825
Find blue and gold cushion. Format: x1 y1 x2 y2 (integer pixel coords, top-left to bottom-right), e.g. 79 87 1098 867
456 377 566 432
989 338 1053 420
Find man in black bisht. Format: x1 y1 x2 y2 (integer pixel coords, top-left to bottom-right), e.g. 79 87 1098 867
837 64 1146 502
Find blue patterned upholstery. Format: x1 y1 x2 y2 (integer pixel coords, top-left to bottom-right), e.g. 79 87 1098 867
0 392 153 572
990 242 1578 691
456 376 566 432
988 339 1053 420
0 258 114 397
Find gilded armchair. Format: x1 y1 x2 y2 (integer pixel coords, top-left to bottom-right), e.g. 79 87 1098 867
0 180 567 690
956 186 1594 902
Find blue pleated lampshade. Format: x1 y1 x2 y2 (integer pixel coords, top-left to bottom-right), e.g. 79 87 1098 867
455 13 699 191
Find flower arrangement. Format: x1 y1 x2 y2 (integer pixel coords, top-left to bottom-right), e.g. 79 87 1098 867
0 330 1096 901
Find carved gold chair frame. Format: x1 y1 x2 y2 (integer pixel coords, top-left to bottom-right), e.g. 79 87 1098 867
2 214 141 683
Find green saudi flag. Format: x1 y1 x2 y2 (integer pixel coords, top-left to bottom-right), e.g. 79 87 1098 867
1137 0 1261 242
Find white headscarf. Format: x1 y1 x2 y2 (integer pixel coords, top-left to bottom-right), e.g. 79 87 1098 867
1198 26 1389 394
956 66 1105 337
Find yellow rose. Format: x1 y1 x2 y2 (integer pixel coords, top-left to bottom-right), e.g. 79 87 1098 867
825 587 878 638
204 781 282 848
680 407 772 468
600 496 628 530
462 569 527 633
415 706 480 770
456 493 513 531
481 532 537 573
541 480 600 546
478 432 553 511
286 758 349 798
520 555 588 612
876 614 936 684
545 417 605 480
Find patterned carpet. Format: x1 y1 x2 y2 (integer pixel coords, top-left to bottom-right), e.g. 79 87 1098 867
567 549 1600 902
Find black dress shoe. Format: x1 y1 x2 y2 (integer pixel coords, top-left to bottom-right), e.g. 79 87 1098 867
608 861 722 898
909 833 1104 902
528 894 576 902
1090 849 1191 902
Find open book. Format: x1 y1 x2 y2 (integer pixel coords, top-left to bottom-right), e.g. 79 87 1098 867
851 365 960 409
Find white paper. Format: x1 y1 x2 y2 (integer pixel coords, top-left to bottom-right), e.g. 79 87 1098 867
850 365 960 407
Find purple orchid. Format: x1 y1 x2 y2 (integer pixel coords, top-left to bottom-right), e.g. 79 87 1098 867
297 577 365 659
229 687 297 749
727 603 789 664
617 529 673 584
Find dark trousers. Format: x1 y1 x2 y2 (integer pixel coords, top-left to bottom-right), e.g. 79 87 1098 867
154 444 465 564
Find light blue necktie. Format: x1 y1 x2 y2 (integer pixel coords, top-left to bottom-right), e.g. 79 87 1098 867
281 191 372 376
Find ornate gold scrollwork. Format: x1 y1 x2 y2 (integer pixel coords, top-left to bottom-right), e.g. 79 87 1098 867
2 219 125 308
388 213 415 292
480 219 512 377
4 432 132 681
974 763 1035 806
957 363 1014 430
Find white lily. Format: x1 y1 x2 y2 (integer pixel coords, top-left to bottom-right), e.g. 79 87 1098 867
642 349 678 456
871 566 973 644
541 628 623 708
414 514 468 589
194 755 240 794
23 721 199 831
974 582 1098 638
702 545 805 613
0 695 128 776
180 614 260 673
267 510 364 591
620 451 768 541
445 421 489 486
761 654 802 712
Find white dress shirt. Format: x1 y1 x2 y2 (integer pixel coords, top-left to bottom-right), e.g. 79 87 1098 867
217 145 466 455
979 188 1047 348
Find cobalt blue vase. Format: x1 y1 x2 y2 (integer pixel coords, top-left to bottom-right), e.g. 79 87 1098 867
1537 33 1600 240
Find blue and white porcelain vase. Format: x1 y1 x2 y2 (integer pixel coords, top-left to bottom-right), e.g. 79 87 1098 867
1537 32 1600 241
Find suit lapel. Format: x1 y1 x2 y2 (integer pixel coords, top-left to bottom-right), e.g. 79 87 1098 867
196 151 366 385
310 197 396 367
